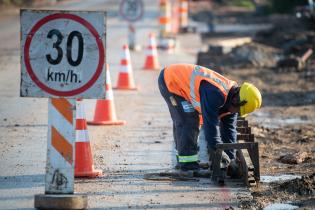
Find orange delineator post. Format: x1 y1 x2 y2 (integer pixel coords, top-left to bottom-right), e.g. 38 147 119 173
158 0 178 53
88 64 126 126
114 44 138 90
171 0 180 35
75 99 102 178
46 98 75 193
159 0 172 37
143 33 160 70
179 0 189 31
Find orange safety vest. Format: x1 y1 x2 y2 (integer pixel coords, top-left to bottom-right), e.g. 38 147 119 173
164 64 237 114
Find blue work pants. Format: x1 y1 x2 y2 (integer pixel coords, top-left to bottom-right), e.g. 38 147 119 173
158 70 200 162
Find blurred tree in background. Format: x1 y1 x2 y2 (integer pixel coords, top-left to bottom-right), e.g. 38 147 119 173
267 0 309 13
213 0 310 14
231 0 256 9
0 0 60 6
0 0 33 6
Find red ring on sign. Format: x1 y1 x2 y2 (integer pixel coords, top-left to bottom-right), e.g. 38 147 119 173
24 13 105 97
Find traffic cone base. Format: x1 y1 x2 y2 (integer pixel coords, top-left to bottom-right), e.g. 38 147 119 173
88 120 126 126
75 142 102 178
114 72 138 90
88 100 126 126
143 56 160 70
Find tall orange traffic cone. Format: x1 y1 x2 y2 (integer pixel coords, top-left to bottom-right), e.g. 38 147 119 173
143 33 160 70
75 99 102 178
114 44 138 90
88 64 126 126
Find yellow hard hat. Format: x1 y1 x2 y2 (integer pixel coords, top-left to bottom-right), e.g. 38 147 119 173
239 82 262 117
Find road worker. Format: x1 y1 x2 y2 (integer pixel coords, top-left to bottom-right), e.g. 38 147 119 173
158 64 262 171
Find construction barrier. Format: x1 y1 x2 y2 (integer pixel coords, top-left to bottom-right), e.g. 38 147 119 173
179 0 189 32
75 99 102 177
114 44 138 90
171 0 180 35
143 33 160 70
158 0 178 52
88 64 126 126
46 98 75 193
159 0 172 37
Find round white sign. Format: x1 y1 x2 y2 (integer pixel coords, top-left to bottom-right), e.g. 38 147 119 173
119 0 144 22
21 10 106 98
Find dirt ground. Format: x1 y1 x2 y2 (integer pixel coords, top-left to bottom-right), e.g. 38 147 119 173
191 1 315 209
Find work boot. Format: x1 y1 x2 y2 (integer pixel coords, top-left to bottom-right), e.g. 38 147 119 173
175 162 180 170
179 162 200 171
175 161 209 170
174 154 180 169
198 162 210 169
227 159 242 178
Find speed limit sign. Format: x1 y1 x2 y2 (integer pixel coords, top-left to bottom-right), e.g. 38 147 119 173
119 0 144 22
20 10 106 98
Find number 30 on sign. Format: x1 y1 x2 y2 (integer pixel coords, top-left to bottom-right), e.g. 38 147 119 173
20 10 106 99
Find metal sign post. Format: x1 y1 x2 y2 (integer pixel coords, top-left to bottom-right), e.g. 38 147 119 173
128 24 136 50
20 10 106 209
119 0 144 51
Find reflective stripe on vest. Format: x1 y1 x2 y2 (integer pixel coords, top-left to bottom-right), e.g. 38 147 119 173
178 154 198 163
190 65 230 111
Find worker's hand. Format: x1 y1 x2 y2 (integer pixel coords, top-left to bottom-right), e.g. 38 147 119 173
220 152 231 169
208 148 230 169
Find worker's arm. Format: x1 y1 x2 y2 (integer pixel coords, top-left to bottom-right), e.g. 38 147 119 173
199 81 225 150
220 113 237 159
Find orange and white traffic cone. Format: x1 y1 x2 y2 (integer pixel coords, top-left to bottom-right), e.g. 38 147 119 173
114 44 138 90
75 99 102 178
88 64 126 126
143 33 160 70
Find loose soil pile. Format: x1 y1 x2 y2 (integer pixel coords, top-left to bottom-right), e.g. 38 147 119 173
248 174 315 209
277 173 315 196
191 1 315 209
226 42 279 68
